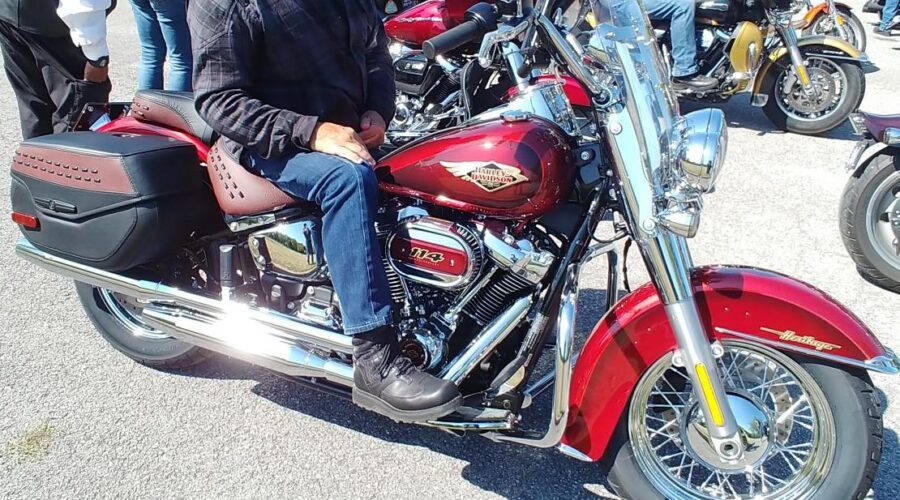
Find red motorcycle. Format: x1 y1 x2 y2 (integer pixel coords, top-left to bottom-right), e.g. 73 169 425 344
10 1 895 498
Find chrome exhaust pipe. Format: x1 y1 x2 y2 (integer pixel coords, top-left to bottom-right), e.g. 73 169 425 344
15 239 353 355
141 305 353 386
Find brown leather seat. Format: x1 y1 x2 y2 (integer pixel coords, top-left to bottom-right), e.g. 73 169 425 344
131 90 217 145
207 139 300 216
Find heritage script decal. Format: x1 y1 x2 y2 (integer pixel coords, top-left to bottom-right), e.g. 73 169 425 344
760 327 842 351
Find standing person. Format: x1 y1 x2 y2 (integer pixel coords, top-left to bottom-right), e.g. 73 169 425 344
874 0 899 37
0 0 112 139
643 0 718 90
188 0 462 423
128 0 192 90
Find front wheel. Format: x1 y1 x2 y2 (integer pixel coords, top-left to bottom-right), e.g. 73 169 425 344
75 282 210 369
605 341 883 500
804 9 867 52
840 154 900 292
762 56 864 135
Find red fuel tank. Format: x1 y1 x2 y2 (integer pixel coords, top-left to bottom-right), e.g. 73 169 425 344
384 0 488 46
376 118 575 220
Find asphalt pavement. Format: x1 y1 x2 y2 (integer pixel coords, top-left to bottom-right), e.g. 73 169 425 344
1 3 899 499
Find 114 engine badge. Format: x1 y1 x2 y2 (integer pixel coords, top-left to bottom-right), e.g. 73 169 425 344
441 161 529 193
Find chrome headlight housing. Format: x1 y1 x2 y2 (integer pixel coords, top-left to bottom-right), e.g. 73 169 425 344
678 109 727 193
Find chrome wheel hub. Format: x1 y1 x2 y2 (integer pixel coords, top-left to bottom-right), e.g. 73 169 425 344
684 393 771 471
629 341 835 499
97 288 169 340
866 171 900 267
777 57 846 122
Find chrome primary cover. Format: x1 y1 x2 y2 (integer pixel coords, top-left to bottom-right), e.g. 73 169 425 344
386 217 483 289
248 218 328 281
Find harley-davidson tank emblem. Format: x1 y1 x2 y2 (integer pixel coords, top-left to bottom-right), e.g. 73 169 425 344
760 327 842 351
441 161 528 193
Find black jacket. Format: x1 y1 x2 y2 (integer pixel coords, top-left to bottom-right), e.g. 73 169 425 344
0 0 69 37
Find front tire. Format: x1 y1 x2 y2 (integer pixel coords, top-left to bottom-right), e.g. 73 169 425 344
605 342 883 500
762 56 864 135
840 154 900 293
75 282 210 369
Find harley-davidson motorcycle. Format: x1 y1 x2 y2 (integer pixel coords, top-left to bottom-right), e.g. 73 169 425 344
841 112 900 293
799 0 866 52
10 0 896 497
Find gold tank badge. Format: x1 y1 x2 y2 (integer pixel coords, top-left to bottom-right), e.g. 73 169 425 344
760 327 843 351
441 161 528 193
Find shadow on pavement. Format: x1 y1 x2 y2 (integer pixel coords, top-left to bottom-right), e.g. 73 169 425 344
681 95 859 141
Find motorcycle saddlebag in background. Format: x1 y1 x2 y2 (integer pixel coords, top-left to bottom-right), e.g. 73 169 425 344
10 132 216 271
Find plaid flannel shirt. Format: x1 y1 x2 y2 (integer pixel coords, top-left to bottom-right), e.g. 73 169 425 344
188 0 395 159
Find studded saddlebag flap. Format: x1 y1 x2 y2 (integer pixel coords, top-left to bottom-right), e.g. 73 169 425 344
11 132 217 271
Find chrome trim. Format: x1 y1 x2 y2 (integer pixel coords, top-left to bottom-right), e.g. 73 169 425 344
884 128 900 146
557 443 594 462
440 296 533 384
715 327 900 375
487 263 578 448
846 140 870 171
386 216 482 290
248 218 328 280
679 109 728 193
848 113 867 136
15 239 353 355
482 230 554 284
142 305 354 385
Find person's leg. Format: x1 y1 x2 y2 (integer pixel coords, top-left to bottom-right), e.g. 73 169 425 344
26 33 111 133
879 0 900 30
251 151 393 334
0 21 56 138
645 0 698 77
130 0 166 90
249 150 460 421
149 0 193 91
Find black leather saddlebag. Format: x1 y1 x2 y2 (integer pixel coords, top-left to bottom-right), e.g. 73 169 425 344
10 132 217 271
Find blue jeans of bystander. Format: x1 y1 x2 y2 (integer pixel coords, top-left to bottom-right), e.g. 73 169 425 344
129 0 192 91
644 0 699 77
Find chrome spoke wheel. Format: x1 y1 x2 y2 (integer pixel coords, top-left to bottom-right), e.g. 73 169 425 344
96 288 169 340
865 171 900 270
629 341 835 499
776 57 847 123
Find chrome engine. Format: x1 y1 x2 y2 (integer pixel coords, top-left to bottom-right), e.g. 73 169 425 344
249 210 555 371
388 45 465 145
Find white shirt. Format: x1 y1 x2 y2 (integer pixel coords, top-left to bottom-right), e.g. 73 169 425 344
56 0 110 61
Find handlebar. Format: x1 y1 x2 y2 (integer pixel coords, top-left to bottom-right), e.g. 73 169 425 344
423 20 484 59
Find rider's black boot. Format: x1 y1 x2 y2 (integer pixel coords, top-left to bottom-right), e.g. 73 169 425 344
673 73 718 91
352 326 462 422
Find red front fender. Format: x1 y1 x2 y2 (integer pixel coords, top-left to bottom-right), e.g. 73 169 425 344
562 265 895 461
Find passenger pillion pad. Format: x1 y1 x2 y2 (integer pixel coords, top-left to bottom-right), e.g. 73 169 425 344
207 139 302 216
131 90 217 145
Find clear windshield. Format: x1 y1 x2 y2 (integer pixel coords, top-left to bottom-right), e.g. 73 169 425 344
585 0 681 194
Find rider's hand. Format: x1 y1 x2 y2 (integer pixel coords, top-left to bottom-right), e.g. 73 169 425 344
359 110 387 148
309 122 375 166
83 63 108 83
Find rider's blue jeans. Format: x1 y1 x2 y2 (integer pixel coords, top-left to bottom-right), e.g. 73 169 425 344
880 0 899 30
128 0 193 91
248 151 393 335
644 0 699 77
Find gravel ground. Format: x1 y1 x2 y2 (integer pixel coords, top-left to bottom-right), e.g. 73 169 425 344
1 3 899 499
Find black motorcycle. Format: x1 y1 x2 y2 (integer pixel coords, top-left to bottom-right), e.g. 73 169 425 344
842 113 900 293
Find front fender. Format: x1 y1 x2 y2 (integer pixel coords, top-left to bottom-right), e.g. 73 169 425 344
562 265 897 461
751 36 863 102
802 1 854 24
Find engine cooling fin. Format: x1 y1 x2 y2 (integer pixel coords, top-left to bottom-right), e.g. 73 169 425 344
464 271 533 326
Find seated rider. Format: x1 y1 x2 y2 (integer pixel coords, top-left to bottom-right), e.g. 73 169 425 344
644 0 718 90
187 0 462 422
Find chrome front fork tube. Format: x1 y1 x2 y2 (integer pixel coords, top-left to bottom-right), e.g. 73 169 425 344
639 229 744 460
777 24 817 96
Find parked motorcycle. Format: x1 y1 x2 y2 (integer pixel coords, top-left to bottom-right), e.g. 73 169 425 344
841 112 900 293
800 0 866 52
10 0 896 498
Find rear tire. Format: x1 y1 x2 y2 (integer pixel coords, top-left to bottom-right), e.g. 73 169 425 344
804 9 867 52
840 154 900 293
75 282 210 369
605 344 883 500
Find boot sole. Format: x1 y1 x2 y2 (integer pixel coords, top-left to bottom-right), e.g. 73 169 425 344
352 388 463 423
